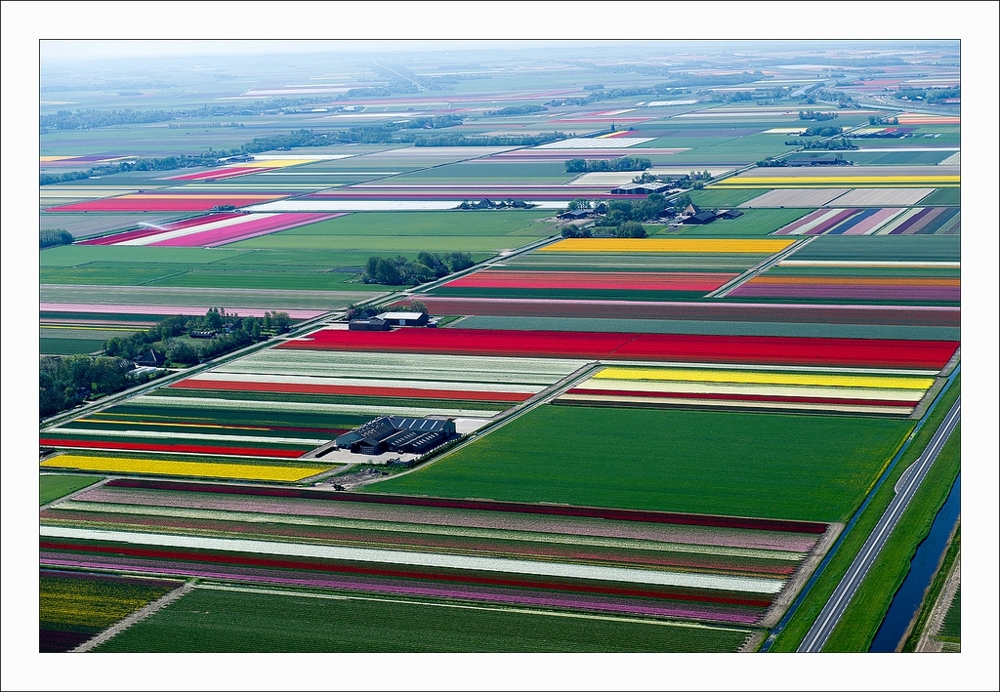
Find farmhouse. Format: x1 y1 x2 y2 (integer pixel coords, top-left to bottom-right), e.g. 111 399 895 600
610 182 671 195
557 208 592 221
133 349 166 367
336 415 457 455
684 210 719 225
377 311 429 327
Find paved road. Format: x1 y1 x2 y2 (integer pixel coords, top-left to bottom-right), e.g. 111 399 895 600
797 395 961 651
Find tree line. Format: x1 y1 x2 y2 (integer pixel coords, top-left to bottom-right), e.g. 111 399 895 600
40 355 154 418
103 309 291 366
362 252 475 286
565 156 651 173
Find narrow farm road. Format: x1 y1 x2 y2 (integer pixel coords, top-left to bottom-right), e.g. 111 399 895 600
797 395 961 652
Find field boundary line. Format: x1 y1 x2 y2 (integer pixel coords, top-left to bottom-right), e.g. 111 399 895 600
360 361 603 486
71 579 196 653
707 235 818 299
758 521 843 629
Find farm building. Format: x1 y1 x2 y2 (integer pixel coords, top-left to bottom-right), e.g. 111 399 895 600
557 209 592 221
348 317 391 331
610 182 671 195
684 210 719 225
377 312 429 327
133 349 166 367
336 415 457 455
719 209 744 219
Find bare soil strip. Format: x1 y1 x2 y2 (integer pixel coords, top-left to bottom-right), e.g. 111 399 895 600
71 580 196 653
759 522 844 629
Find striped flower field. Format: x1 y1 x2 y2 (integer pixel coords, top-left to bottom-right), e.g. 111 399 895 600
40 454 336 482
772 207 960 236
39 348 586 462
39 479 836 627
557 366 936 416
47 192 288 213
40 569 181 652
280 327 959 370
78 212 343 247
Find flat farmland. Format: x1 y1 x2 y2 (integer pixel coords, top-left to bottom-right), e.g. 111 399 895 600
95 585 750 652
372 405 914 523
848 149 958 166
38 244 413 293
452 316 959 342
39 213 195 239
224 210 557 237
40 570 182 652
919 188 961 205
39 284 375 311
688 188 770 208
389 160 577 183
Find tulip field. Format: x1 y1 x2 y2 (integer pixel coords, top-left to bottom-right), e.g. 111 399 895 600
37 40 962 655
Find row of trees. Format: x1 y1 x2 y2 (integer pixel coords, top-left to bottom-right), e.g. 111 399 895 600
894 87 960 103
869 115 900 126
362 252 474 286
798 110 837 121
783 138 858 150
103 309 291 366
482 105 547 117
802 125 845 137
565 156 651 173
562 221 646 238
40 355 160 418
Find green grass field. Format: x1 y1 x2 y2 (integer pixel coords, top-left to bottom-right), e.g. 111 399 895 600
771 375 961 651
919 188 961 206
229 234 535 253
373 405 914 522
94 586 749 652
789 235 961 262
39 246 468 292
39 473 103 505
849 150 956 166
687 188 768 208
39 337 106 355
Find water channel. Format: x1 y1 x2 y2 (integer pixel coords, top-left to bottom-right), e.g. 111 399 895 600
869 472 960 652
